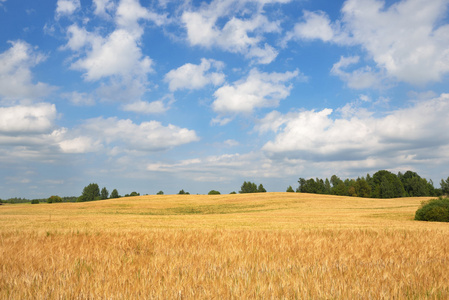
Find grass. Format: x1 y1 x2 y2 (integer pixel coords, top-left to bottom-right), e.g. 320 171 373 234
1 192 449 298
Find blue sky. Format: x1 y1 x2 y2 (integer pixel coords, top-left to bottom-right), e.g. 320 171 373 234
1 0 449 198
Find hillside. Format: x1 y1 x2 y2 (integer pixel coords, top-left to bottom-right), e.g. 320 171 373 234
2 193 449 299
0 192 441 231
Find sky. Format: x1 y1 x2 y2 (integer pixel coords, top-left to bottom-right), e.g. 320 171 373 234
1 0 449 198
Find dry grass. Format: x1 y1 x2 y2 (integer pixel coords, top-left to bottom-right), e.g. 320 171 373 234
1 193 449 298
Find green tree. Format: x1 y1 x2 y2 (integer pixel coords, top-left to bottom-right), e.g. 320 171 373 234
128 191 140 197
371 170 405 198
47 195 62 203
178 189 190 195
257 184 266 193
100 187 109 199
355 177 371 198
156 191 164 195
77 183 100 202
239 181 258 193
286 186 294 192
110 189 120 199
441 177 449 195
208 190 221 195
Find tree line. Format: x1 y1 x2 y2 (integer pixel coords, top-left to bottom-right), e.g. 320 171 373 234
296 170 449 198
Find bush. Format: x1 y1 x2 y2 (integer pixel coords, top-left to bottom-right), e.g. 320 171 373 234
157 191 164 195
208 190 220 195
31 199 39 204
415 197 449 222
47 195 62 204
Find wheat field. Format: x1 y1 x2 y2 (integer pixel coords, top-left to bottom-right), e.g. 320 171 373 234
1 193 448 299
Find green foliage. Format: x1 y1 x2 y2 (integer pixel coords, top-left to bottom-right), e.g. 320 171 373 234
257 184 266 193
286 186 294 192
178 189 190 195
110 189 120 199
208 190 221 195
399 171 430 197
441 177 449 195
78 183 100 202
230 191 237 194
240 181 258 193
31 199 39 204
47 195 62 203
156 191 164 195
100 187 109 200
415 197 449 222
371 170 405 198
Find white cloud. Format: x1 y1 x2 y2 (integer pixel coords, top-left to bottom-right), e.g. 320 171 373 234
181 0 283 64
212 68 300 114
0 41 54 101
62 117 200 153
59 136 101 154
122 95 174 114
164 58 225 91
69 28 153 81
287 0 449 86
330 56 385 89
0 103 56 134
93 0 115 18
62 0 168 103
283 10 335 45
56 0 80 18
261 93 449 165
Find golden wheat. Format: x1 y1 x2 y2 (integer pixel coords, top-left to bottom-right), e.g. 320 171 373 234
1 193 448 299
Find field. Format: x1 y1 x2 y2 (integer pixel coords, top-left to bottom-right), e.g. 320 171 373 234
1 193 449 298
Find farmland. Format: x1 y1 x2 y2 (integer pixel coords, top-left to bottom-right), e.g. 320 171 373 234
1 193 448 298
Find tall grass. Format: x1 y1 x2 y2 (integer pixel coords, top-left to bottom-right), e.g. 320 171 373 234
1 193 449 298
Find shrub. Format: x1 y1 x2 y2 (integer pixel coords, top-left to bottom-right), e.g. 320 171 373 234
157 191 164 195
208 190 220 195
31 199 39 204
47 196 62 204
415 197 449 222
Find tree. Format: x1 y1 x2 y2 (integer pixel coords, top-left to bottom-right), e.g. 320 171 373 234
110 189 119 199
441 177 449 195
100 187 109 200
178 189 190 195
239 181 258 193
257 184 266 193
157 191 164 195
371 170 405 198
77 183 100 202
286 186 294 192
47 195 62 203
208 190 221 195
128 191 140 197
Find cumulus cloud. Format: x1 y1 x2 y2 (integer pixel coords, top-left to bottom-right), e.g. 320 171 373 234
56 0 80 18
181 0 284 64
0 103 56 134
212 68 301 114
0 41 54 101
164 58 225 91
60 117 199 154
62 0 168 102
68 28 153 81
286 0 449 86
261 93 449 165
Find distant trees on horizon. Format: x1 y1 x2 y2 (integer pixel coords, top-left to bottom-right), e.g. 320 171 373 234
296 170 445 199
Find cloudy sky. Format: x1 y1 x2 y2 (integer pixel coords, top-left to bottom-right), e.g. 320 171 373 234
1 0 449 198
